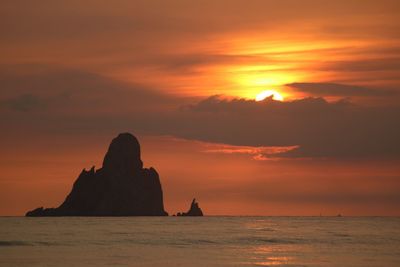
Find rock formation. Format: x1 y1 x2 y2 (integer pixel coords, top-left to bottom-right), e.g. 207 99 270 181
26 133 168 216
177 198 204 216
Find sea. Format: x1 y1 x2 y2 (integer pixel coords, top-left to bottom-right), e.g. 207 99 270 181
0 217 399 267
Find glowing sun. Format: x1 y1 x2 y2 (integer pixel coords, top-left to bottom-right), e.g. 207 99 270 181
255 90 284 101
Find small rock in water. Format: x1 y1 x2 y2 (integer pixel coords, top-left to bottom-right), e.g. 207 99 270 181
176 198 204 216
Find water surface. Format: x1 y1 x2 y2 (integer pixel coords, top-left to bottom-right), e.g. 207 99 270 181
0 217 399 266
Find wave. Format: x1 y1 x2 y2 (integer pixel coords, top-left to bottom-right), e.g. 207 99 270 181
237 237 301 245
0 240 59 247
117 237 220 247
0 241 30 247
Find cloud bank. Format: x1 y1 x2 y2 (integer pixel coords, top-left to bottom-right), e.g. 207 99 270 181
1 65 399 159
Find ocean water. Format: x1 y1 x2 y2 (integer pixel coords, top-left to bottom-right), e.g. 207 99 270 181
0 217 399 267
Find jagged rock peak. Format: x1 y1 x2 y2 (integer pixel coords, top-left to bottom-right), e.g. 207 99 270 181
177 198 204 216
25 132 168 216
102 132 143 174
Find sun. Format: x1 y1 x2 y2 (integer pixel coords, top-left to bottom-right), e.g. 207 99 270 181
255 90 284 101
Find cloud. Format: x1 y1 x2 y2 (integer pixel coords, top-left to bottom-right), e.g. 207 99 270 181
0 64 182 114
286 82 395 97
171 95 400 158
320 58 400 72
201 142 299 160
1 94 46 112
1 65 399 159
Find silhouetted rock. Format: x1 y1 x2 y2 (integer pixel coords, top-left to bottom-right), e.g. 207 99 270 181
26 133 168 216
177 198 204 216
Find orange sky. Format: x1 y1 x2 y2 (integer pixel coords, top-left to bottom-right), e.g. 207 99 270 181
1 0 400 215
1 134 400 216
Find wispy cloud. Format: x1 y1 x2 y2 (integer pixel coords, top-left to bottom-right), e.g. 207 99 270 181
202 143 299 160
286 82 396 97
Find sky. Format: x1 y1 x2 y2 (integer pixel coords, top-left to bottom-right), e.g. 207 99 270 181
1 0 400 215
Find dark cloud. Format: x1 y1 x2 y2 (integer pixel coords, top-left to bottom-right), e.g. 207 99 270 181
1 94 46 112
286 82 395 97
168 96 400 158
0 64 182 114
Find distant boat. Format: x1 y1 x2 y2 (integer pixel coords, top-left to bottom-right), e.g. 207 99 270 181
337 214 342 217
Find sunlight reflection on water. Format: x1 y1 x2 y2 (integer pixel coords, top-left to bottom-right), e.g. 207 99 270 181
255 256 293 266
